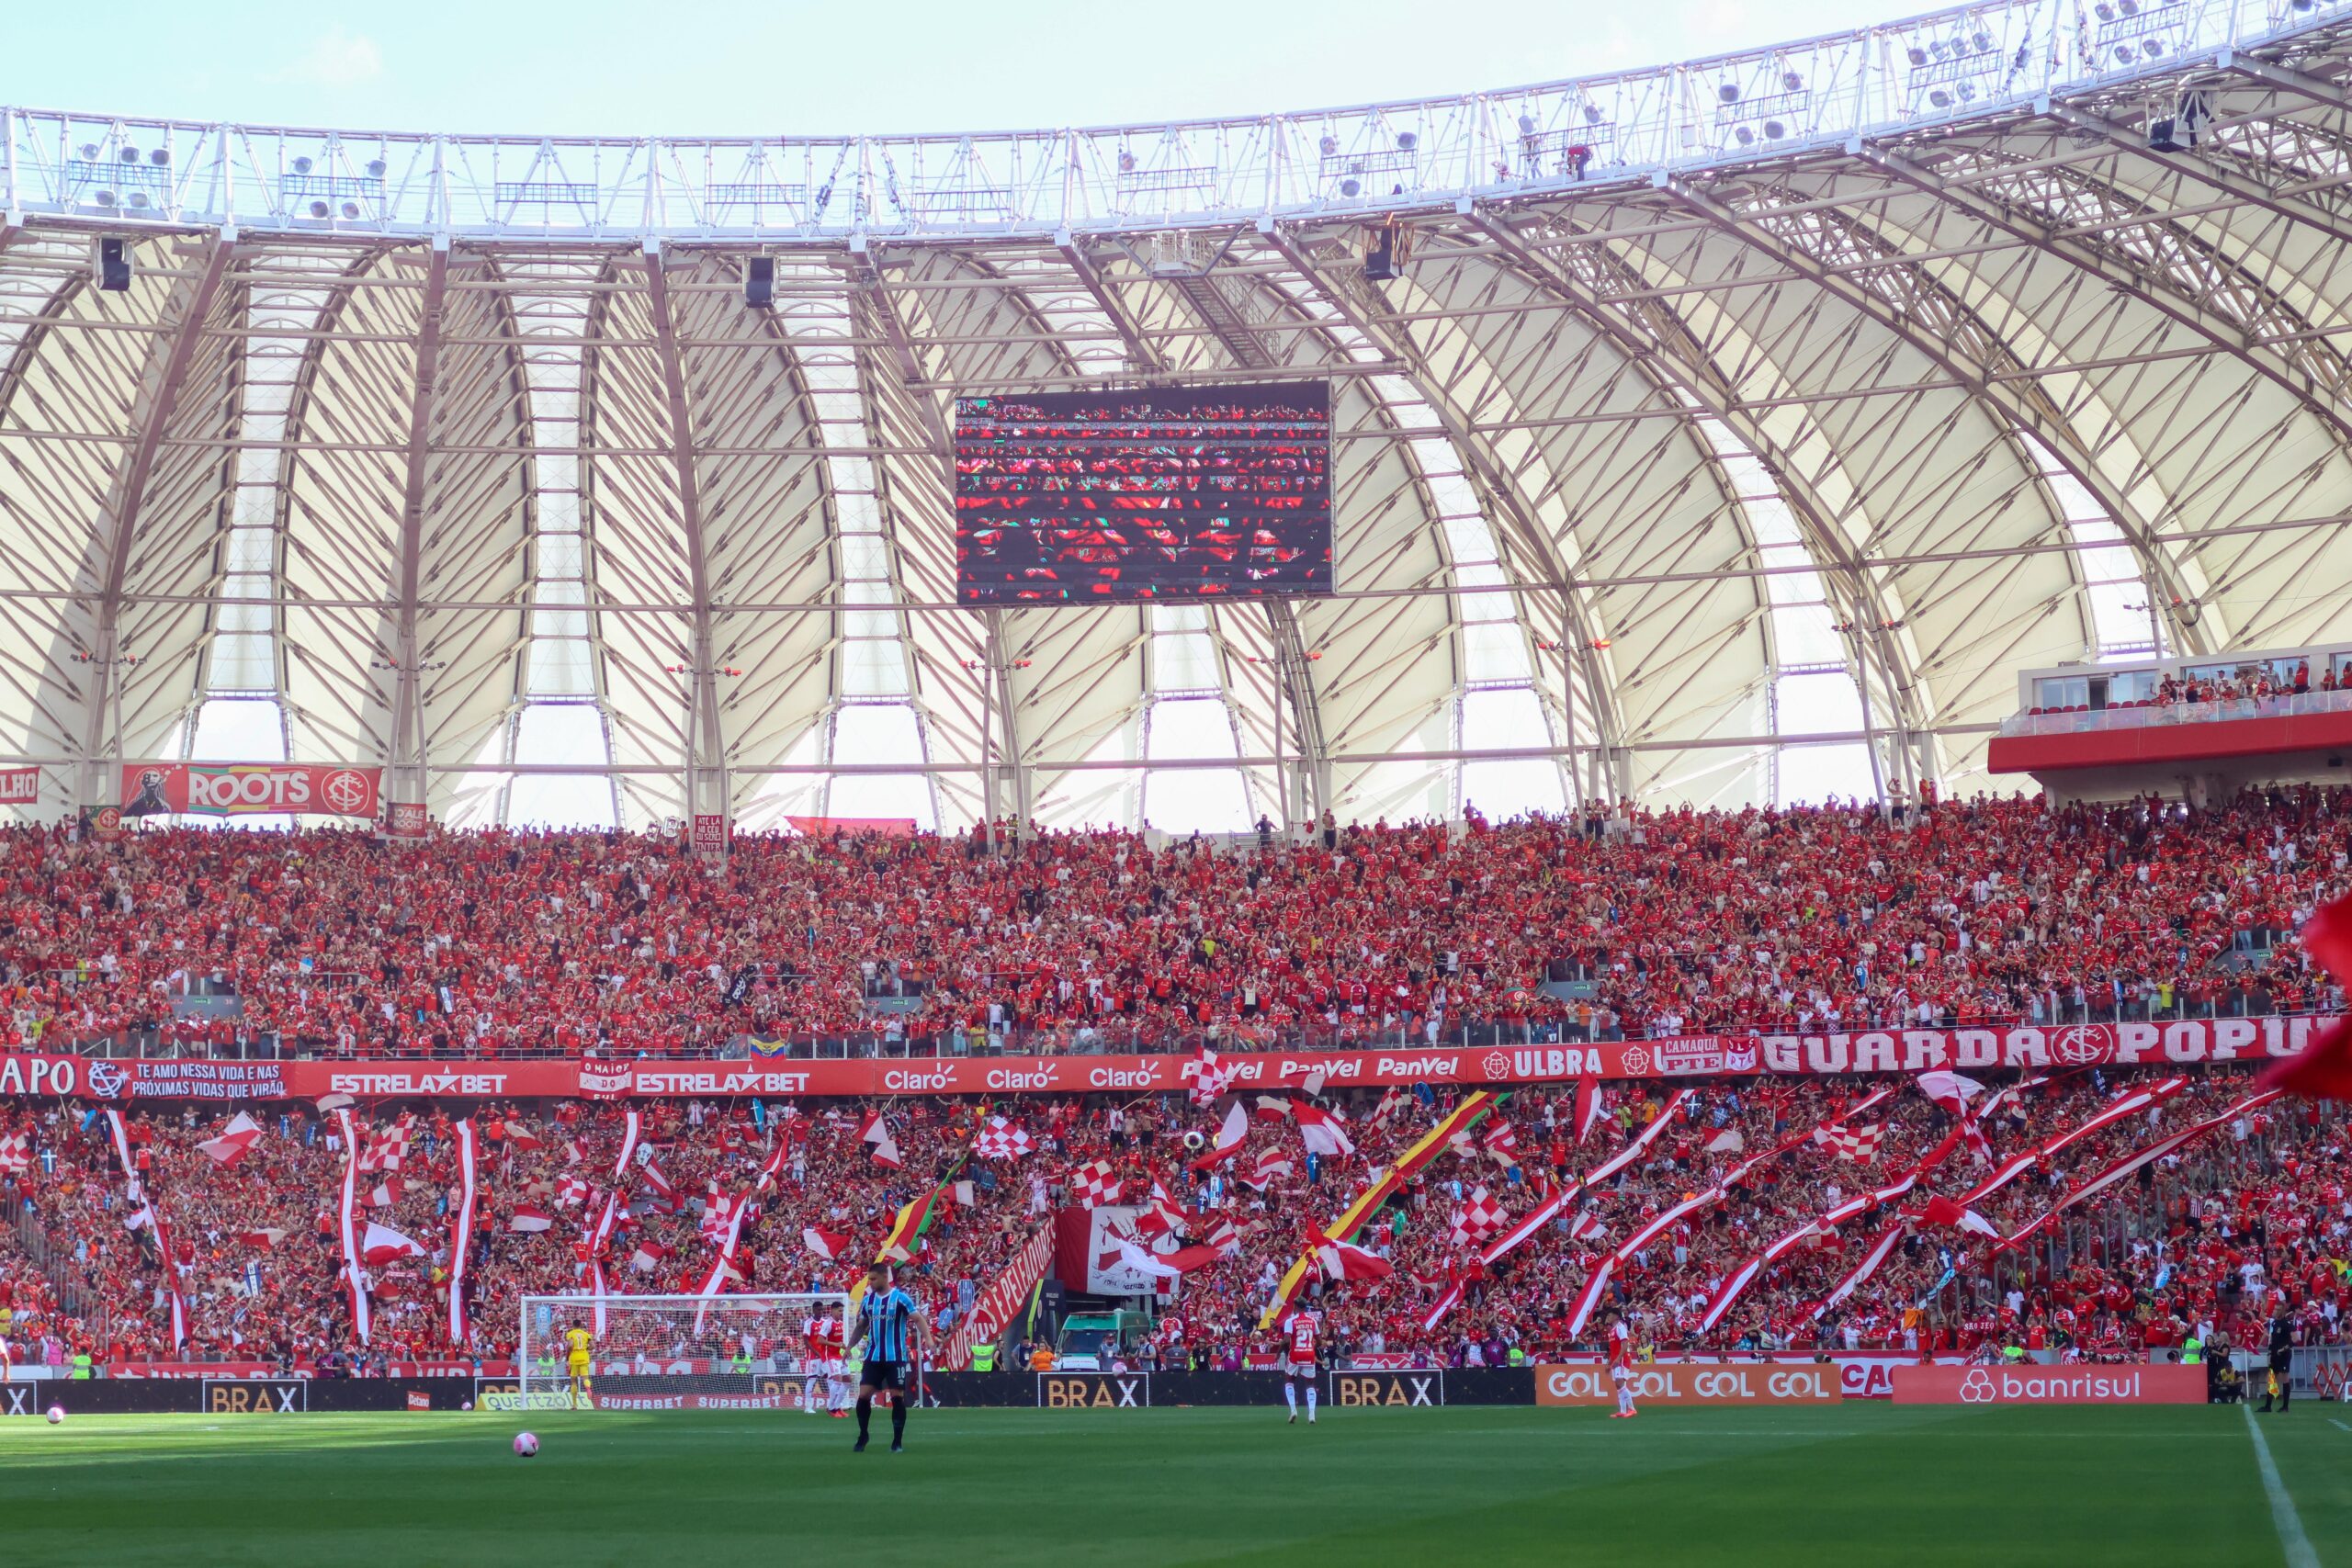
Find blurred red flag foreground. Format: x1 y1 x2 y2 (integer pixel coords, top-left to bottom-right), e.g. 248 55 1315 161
2261 891 2352 1100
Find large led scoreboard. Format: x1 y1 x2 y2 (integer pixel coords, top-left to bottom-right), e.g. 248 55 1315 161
953 382 1332 604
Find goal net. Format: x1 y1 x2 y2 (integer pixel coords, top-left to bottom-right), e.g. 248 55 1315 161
507 1292 854 1413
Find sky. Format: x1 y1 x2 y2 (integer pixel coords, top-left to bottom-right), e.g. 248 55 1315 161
3 0 1913 138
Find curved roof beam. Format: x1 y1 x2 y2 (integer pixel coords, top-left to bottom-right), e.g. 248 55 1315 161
1859 143 2352 451
639 243 726 826
858 254 1020 822
980 247 1273 822
1234 265 1487 809
1136 243 1335 816
388 239 449 806
224 247 391 765
1462 207 1927 786
2220 51 2352 112
75 235 235 791
1660 176 2211 655
1052 232 1167 376
1257 222 1625 792
2039 101 2352 249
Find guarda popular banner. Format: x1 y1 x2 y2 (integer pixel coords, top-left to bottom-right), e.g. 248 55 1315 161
0 1016 2333 1103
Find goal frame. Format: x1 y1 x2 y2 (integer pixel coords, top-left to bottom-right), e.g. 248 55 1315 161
512 1291 854 1412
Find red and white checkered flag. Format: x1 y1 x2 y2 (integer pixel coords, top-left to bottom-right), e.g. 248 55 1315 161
975 1117 1034 1160
1449 1186 1509 1247
1813 1122 1884 1163
356 1121 412 1174
1183 1045 1238 1109
1071 1158 1125 1208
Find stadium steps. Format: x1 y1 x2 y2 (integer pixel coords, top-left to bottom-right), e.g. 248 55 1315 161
10 1205 105 1328
1170 276 1277 370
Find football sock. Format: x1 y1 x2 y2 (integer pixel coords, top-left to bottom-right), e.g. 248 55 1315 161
1306 1385 1317 1418
1283 1382 1297 1414
891 1401 907 1445
856 1396 872 1441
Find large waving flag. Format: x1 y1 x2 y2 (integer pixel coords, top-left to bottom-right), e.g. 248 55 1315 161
858 1109 903 1169
1187 1100 1249 1172
1314 1237 1393 1282
446 1119 480 1348
361 1222 426 1266
197 1111 264 1166
1261 1092 1505 1327
2264 891 2352 1100
803 1226 854 1260
1183 1044 1237 1108
1293 1102 1354 1159
1573 1073 1604 1145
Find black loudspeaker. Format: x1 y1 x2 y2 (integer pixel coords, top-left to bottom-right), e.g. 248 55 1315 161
1363 225 1399 282
742 256 774 309
95 238 130 293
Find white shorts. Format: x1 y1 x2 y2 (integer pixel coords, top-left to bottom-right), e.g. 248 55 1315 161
1286 1361 1317 1381
1610 1365 1630 1385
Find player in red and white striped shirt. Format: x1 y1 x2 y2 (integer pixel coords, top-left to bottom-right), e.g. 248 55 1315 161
1281 1308 1321 1425
1606 1309 1637 1419
801 1312 845 1415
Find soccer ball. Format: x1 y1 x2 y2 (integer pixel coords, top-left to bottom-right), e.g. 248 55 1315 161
513 1432 538 1458
44 1406 62 1425
460 1401 473 1412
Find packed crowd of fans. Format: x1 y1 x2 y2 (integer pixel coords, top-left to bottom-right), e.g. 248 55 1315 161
2154 662 2344 706
0 1061 2339 1374
0 784 2345 1057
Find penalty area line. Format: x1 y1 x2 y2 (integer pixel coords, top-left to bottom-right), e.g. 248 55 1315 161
2244 1404 2319 1568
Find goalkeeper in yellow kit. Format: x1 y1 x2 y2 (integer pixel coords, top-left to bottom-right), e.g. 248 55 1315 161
563 1320 595 1409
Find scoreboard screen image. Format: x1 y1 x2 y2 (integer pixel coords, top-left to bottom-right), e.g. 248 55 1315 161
953 382 1332 604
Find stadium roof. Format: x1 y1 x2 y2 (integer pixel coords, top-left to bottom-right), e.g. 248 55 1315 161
4 0 2352 833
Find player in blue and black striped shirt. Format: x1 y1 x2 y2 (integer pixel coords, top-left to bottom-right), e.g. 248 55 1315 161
849 1261 924 1453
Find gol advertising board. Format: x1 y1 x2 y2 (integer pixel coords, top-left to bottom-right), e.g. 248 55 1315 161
1535 1362 1841 1406
1892 1364 2204 1405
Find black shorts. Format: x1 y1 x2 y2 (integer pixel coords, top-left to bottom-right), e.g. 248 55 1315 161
860 1359 905 1392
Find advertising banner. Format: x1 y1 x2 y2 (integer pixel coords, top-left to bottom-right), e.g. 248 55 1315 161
939 1227 1052 1371
0 1019 2335 1105
1757 1016 2331 1076
1326 1370 1444 1407
1892 1365 2204 1405
1535 1361 1843 1406
1037 1372 1151 1408
198 1379 308 1414
118 762 382 819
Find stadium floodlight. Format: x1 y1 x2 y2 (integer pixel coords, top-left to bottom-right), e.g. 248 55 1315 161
511 1292 855 1413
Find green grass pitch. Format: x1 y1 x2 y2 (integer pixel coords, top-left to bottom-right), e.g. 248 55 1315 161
4 1404 2347 1565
